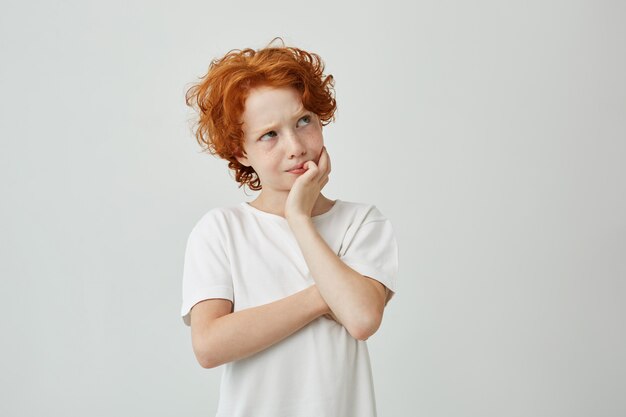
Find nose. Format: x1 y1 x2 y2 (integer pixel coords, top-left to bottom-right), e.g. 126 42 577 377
285 131 306 159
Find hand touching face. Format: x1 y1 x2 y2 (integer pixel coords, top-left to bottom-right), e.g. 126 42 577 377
284 146 331 220
236 86 325 195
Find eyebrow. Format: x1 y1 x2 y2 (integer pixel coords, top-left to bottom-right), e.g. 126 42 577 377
251 109 309 136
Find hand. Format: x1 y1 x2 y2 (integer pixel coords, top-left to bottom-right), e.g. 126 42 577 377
323 310 342 325
310 284 341 325
307 283 332 316
284 146 331 221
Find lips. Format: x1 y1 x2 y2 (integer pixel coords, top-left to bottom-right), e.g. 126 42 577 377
286 161 308 172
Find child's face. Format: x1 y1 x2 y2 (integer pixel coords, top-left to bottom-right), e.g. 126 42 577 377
237 85 325 194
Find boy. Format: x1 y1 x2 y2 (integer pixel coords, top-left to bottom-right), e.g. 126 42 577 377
182 37 398 416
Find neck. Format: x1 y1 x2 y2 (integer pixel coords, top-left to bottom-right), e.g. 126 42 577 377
250 192 333 218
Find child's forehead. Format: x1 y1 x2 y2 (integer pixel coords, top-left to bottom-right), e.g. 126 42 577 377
242 86 306 125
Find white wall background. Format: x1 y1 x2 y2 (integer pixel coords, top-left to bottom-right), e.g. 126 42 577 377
1 0 625 416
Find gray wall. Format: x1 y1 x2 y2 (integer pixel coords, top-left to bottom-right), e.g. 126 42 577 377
1 0 624 416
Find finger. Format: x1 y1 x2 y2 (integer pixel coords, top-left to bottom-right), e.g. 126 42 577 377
316 148 330 184
326 313 341 324
324 146 331 176
321 176 329 190
317 147 329 177
301 160 318 180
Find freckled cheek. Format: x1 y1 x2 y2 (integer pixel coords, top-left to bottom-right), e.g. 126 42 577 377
305 130 324 151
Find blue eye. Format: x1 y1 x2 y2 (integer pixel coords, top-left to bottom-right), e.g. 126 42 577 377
298 115 311 126
258 116 312 141
259 131 277 141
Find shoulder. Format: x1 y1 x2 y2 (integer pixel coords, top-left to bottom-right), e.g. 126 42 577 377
188 204 246 239
334 199 389 224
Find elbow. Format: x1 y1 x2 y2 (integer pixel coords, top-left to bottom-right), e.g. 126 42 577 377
194 347 214 369
193 339 223 369
197 355 216 369
347 310 383 341
196 350 222 369
199 360 219 370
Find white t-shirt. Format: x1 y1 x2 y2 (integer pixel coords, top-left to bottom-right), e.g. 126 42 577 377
181 199 399 417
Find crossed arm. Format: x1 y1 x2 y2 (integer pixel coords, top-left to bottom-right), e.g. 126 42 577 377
190 147 390 367
189 223 389 368
288 216 388 341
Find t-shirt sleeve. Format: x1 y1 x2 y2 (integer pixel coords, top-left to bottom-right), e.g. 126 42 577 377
180 213 234 326
339 207 399 305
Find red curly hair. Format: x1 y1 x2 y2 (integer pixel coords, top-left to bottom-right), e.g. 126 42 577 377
184 37 337 191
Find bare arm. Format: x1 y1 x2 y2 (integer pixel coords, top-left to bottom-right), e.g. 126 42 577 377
288 217 387 341
283 148 388 341
190 284 330 369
